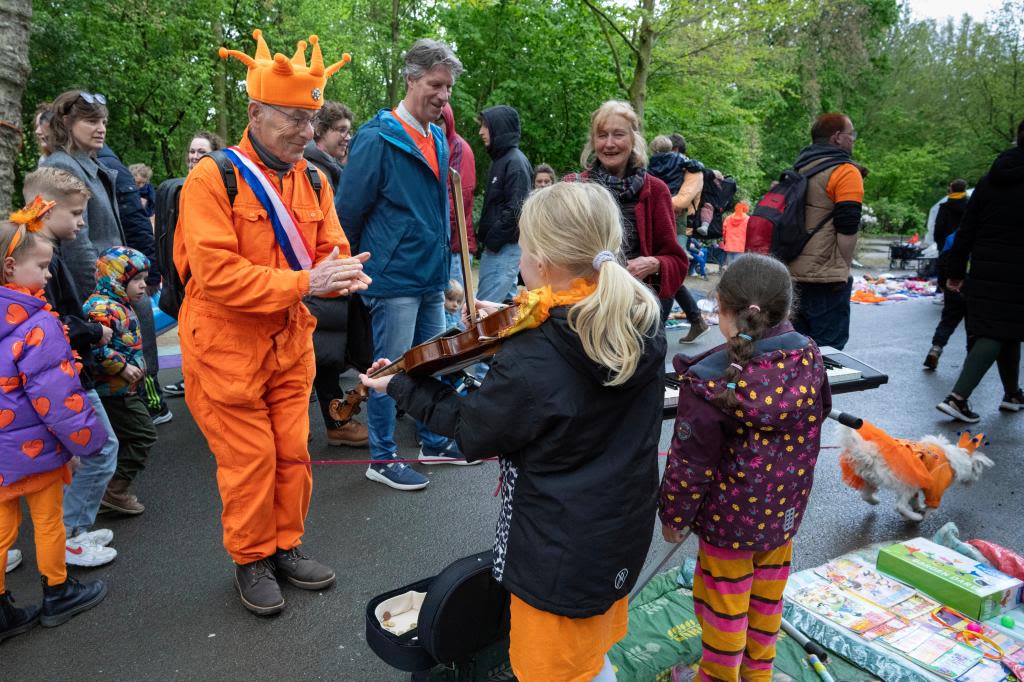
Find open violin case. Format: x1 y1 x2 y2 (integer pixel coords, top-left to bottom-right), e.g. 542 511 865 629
365 550 512 680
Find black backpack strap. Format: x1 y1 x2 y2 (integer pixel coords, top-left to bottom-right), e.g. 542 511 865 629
208 150 238 207
305 164 323 203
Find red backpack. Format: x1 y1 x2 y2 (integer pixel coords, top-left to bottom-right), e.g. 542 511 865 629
746 159 846 261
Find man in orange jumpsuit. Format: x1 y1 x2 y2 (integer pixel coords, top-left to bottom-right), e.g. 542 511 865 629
175 29 370 616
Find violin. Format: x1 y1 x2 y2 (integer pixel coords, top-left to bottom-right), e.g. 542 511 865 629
329 168 521 424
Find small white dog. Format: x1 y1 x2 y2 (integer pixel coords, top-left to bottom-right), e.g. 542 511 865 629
839 426 993 522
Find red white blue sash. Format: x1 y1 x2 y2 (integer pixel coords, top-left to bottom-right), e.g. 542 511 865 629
221 146 315 271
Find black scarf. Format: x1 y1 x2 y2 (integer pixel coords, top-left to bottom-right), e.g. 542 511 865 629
589 161 645 259
589 161 646 202
248 130 292 173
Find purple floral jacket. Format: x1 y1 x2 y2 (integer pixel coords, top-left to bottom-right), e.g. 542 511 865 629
0 286 105 488
659 322 830 551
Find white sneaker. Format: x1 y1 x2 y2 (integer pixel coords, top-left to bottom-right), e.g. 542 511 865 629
68 529 114 548
5 549 21 573
66 541 117 567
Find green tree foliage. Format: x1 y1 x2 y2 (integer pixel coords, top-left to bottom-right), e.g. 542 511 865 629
18 0 1023 234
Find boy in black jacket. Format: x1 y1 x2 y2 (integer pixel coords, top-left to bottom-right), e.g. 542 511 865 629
21 167 120 568
476 105 532 303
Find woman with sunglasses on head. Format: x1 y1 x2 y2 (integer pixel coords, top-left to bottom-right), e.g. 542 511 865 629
40 90 124 301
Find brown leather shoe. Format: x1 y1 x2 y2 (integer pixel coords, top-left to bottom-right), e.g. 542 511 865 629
100 479 144 515
326 420 369 447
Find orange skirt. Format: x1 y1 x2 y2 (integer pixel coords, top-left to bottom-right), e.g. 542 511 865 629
509 593 628 682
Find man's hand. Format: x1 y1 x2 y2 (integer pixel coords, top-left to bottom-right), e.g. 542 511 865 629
97 325 113 346
661 523 688 544
946 279 963 292
359 357 394 394
308 248 372 297
120 364 144 383
627 256 660 279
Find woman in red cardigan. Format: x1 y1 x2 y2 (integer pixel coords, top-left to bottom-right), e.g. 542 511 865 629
564 100 688 317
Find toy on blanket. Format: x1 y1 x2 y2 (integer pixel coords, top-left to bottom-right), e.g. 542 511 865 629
839 423 993 522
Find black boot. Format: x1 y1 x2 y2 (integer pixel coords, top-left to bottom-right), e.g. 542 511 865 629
40 576 107 627
234 559 285 616
273 547 336 590
0 590 40 642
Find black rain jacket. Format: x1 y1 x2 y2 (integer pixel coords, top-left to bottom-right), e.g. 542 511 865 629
476 106 532 252
388 307 666 617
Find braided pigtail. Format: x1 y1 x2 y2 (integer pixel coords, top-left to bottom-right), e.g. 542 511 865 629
708 254 794 409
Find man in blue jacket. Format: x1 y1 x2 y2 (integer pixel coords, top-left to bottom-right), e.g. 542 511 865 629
338 39 473 491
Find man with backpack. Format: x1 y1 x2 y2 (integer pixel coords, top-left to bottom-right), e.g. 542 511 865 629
748 113 865 350
175 29 369 616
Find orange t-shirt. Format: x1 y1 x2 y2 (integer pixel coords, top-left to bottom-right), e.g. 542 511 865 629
393 110 439 178
825 163 864 204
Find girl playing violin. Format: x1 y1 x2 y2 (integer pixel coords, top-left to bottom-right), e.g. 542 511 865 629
361 181 666 682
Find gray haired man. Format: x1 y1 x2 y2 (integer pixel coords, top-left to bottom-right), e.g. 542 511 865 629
338 39 476 491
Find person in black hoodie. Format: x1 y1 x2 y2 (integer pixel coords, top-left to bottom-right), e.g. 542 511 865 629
476 105 532 303
938 124 1024 422
361 182 665 682
20 167 121 567
924 178 970 370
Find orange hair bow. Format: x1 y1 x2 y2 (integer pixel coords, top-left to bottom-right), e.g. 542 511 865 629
9 196 57 234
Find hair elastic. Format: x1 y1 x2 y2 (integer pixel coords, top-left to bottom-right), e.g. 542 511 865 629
592 250 615 270
4 226 25 259
726 382 737 390
737 333 753 342
748 304 761 312
730 363 743 372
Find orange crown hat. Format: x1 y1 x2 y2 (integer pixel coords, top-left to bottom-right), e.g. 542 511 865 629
218 29 351 110
956 431 987 453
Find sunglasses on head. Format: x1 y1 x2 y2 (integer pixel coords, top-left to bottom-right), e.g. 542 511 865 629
78 92 107 106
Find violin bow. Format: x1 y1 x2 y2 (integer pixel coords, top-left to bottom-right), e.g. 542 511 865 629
449 168 478 325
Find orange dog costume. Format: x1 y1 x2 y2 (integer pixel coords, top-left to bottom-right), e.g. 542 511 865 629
175 30 350 564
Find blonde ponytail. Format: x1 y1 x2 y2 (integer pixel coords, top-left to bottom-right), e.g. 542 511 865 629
519 182 661 386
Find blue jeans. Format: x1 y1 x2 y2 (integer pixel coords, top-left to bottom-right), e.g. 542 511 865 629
477 243 521 303
792 278 853 350
450 253 467 290
365 293 451 460
64 389 119 536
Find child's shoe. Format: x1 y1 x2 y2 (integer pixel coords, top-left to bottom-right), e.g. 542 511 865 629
0 590 39 642
100 479 144 515
40 576 107 627
923 345 942 370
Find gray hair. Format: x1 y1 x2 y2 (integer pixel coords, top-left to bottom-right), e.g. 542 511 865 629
402 39 463 81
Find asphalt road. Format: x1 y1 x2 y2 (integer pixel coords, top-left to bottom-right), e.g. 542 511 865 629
3 295 1021 680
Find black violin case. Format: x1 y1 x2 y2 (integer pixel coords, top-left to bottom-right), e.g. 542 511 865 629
365 550 512 679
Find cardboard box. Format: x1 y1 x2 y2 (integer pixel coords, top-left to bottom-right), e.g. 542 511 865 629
877 538 1022 621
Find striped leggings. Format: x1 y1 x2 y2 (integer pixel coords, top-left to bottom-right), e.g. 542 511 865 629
692 538 793 682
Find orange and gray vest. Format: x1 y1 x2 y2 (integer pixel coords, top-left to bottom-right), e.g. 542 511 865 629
788 159 856 283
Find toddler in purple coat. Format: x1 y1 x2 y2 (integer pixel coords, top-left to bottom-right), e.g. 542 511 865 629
0 218 108 643
659 254 829 682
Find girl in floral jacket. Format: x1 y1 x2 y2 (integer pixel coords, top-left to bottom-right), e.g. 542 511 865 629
659 253 830 682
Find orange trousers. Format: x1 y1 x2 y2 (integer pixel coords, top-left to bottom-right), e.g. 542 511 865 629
509 594 628 682
180 297 315 564
0 477 67 592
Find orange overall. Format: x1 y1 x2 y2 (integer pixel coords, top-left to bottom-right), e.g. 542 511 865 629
175 130 349 563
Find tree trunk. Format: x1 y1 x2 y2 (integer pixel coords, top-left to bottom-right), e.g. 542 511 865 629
386 0 401 108
0 0 32 214
628 0 655 128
